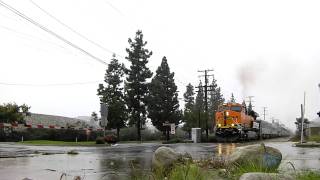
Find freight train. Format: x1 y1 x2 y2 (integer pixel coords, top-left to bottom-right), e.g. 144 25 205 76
215 102 290 142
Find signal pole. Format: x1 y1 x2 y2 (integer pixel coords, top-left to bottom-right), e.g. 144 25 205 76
197 69 214 141
260 106 267 140
262 107 267 121
300 92 306 144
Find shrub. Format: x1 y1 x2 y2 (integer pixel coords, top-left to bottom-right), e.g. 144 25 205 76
95 137 105 144
0 128 103 142
104 134 117 143
162 138 184 144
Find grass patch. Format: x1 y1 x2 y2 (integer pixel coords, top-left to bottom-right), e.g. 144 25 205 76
296 171 320 180
228 161 278 180
308 135 320 143
18 140 100 146
131 162 210 180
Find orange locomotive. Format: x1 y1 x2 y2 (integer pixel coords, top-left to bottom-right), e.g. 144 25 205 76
215 102 259 141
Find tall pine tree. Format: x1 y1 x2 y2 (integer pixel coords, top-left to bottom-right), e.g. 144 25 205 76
125 30 153 141
229 93 236 103
97 54 127 138
195 81 205 129
182 83 196 137
208 76 225 131
148 57 181 139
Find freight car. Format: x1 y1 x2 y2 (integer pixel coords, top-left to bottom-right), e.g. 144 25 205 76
215 102 290 142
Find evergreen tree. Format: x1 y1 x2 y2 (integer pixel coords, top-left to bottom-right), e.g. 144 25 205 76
125 30 153 141
148 57 181 139
208 77 225 131
91 112 98 122
97 54 127 138
182 83 196 137
229 93 236 103
0 103 30 123
195 81 205 129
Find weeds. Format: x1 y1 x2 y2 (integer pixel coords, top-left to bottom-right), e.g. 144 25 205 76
296 170 320 180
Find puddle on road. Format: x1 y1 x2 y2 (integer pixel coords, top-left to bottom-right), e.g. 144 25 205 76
0 141 319 180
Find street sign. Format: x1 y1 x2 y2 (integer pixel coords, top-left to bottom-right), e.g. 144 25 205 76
170 123 175 134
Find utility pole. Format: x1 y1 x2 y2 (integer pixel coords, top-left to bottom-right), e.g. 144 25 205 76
260 107 267 140
246 96 255 111
300 92 306 144
197 69 214 141
262 107 267 121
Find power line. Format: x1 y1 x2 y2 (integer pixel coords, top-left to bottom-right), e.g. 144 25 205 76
102 0 124 16
0 0 108 65
0 24 71 51
0 80 102 87
29 0 124 59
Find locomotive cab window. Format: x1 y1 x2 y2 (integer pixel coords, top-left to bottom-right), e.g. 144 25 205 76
230 106 241 112
218 105 229 111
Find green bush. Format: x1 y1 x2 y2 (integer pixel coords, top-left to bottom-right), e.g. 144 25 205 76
95 137 105 144
0 128 103 142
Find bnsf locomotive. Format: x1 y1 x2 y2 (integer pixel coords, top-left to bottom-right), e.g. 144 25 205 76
215 102 290 142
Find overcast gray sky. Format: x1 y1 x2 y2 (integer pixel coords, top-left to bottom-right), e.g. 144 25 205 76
1 0 320 129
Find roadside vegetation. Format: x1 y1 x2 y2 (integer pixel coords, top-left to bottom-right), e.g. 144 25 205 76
131 158 279 180
131 159 320 180
296 170 320 180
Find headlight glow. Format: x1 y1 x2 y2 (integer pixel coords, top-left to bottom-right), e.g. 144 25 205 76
231 124 234 126
226 111 229 116
218 124 221 127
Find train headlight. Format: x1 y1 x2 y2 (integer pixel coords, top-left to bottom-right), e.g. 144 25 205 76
218 124 221 127
231 124 234 127
226 112 229 116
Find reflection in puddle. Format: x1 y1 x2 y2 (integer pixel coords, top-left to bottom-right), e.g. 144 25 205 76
216 143 236 156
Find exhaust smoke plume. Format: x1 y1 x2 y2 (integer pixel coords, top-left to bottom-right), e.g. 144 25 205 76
236 60 266 98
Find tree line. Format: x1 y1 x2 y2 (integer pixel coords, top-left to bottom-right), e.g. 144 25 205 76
0 103 30 124
97 30 230 141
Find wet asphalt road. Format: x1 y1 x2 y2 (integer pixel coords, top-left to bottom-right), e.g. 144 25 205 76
0 139 319 180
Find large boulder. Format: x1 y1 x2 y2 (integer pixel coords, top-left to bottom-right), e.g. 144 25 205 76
151 146 191 170
228 143 282 169
239 173 294 180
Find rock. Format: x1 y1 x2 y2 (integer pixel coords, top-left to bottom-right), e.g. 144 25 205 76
152 146 188 170
228 143 282 169
239 173 294 180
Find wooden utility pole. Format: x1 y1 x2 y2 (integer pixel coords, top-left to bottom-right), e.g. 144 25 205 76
197 69 214 141
262 107 267 121
260 107 267 140
300 92 306 144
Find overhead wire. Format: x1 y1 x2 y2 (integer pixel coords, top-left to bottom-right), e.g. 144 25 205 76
29 0 125 59
0 24 74 52
0 0 108 65
102 0 124 16
0 81 102 87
